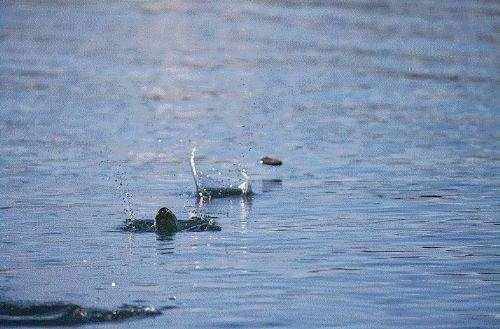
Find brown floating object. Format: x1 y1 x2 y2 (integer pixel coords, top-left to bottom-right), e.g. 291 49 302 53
260 156 282 166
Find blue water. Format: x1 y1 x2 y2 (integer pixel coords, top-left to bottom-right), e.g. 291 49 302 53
0 1 498 327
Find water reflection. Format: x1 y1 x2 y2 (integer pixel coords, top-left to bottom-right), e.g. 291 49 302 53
193 194 253 232
240 195 252 221
156 234 175 254
156 233 174 243
261 179 283 193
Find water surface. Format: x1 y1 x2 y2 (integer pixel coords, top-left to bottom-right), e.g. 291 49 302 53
0 0 498 328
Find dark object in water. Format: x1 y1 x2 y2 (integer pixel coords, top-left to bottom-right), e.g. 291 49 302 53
154 207 179 233
122 207 221 234
419 194 444 199
260 156 282 166
195 187 251 198
0 301 163 326
264 178 282 183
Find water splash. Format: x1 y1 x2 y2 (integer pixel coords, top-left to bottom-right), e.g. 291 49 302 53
0 301 165 326
116 162 136 222
189 148 252 198
99 159 137 222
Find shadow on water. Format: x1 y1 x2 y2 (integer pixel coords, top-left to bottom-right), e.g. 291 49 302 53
156 236 175 254
0 300 169 326
261 179 283 193
156 232 175 243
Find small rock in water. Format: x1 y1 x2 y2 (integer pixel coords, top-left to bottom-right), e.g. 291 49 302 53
260 156 282 166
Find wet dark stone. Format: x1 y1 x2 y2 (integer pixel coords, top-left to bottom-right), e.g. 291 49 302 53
260 156 282 166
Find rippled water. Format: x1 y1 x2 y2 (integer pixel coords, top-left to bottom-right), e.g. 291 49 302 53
0 1 498 328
